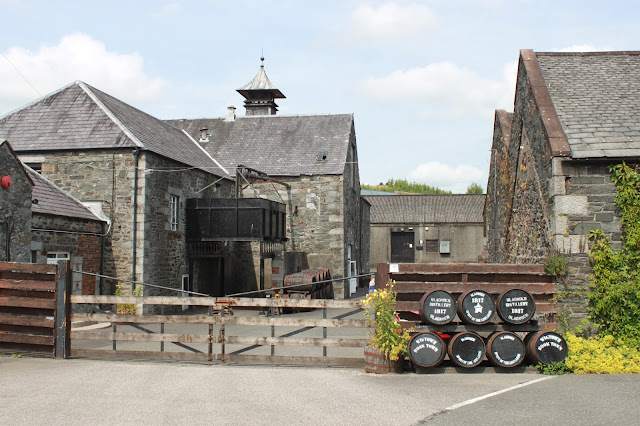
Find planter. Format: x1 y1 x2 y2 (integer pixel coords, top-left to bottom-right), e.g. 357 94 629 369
364 346 403 374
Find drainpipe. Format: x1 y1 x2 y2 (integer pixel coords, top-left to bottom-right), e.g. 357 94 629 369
132 148 140 292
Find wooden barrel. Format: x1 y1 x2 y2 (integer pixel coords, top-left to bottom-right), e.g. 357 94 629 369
457 290 495 325
486 331 526 368
448 331 486 368
364 346 403 374
419 290 456 325
524 331 568 365
497 289 536 324
408 332 446 368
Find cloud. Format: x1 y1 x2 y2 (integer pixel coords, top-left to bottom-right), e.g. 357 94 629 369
356 60 517 118
0 33 167 112
407 161 486 193
341 2 436 44
153 2 182 17
552 44 614 52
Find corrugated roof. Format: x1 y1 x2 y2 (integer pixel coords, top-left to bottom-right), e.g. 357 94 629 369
364 194 486 224
165 114 354 176
0 81 228 176
535 51 640 159
27 166 105 222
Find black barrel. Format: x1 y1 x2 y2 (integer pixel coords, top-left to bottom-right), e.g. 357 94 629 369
447 331 486 368
486 331 526 368
497 289 536 324
408 332 446 368
419 290 457 325
457 290 495 325
524 331 568 365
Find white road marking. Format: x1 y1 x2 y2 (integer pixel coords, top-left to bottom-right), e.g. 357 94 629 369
445 376 555 411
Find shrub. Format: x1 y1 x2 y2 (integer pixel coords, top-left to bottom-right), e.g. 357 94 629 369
564 333 640 374
363 281 412 361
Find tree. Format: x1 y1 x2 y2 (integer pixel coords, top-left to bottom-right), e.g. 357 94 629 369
466 182 484 194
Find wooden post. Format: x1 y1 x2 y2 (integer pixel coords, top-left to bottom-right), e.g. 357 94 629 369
54 260 72 359
376 263 389 289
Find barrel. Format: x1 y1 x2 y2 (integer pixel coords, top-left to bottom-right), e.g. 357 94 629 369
447 331 486 368
524 331 568 365
419 290 457 325
408 332 446 368
486 331 526 368
497 289 536 324
364 346 404 374
457 290 495 325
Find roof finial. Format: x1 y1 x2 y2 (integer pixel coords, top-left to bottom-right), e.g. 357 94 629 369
260 49 264 68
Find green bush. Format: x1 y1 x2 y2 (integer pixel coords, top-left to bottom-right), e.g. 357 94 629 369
564 333 640 374
545 254 568 277
588 163 640 346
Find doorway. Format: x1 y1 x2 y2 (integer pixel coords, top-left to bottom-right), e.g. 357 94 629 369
391 231 415 263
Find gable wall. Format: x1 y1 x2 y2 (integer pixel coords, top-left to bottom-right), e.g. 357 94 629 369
0 143 32 262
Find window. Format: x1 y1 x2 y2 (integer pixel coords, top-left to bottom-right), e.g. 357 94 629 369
170 195 179 231
47 252 70 264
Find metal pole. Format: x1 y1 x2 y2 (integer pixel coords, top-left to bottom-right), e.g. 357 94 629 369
323 307 327 358
54 260 72 359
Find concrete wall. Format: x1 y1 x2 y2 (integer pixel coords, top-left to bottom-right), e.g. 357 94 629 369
0 142 32 263
370 223 485 266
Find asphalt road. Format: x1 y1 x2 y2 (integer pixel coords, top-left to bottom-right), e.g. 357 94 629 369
2 356 639 425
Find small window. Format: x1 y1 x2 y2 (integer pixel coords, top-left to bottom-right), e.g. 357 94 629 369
47 252 70 264
25 163 42 173
317 151 328 161
170 195 179 231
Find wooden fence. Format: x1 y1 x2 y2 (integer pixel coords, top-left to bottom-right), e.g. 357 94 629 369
0 261 71 357
376 262 558 330
70 296 369 367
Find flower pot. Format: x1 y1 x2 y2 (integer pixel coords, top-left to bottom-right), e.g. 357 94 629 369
364 345 403 374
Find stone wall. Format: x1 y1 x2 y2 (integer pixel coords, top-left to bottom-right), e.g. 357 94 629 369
31 214 103 296
139 153 231 296
0 142 32 262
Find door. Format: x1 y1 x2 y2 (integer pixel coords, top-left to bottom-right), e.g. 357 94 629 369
348 261 357 296
391 231 415 263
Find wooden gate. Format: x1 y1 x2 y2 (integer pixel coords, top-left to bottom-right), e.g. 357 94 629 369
0 261 71 357
70 295 369 367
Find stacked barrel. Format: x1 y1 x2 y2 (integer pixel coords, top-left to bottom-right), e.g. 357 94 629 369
407 288 568 370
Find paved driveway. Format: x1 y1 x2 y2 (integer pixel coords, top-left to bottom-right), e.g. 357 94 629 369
2 356 638 425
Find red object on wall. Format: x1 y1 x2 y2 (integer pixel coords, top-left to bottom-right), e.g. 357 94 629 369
1 175 12 189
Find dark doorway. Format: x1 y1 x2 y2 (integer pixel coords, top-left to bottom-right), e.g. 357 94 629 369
195 258 225 296
391 231 415 263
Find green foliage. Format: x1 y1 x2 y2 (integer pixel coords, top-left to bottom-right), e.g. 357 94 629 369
537 361 571 375
588 163 640 346
115 283 143 314
11 353 22 359
545 254 568 277
465 182 484 194
363 281 412 361
362 179 452 195
564 333 640 374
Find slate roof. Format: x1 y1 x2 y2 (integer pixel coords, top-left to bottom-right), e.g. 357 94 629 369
26 166 105 222
535 51 640 159
363 194 486 224
0 81 228 176
165 114 354 176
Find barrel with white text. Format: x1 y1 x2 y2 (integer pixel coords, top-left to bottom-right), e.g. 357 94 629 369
497 289 536 324
457 290 495 325
447 331 486 368
408 332 446 368
524 331 568 365
419 290 457 325
486 331 526 368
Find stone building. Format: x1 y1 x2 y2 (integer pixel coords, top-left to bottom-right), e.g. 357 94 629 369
485 50 640 328
0 139 106 296
365 194 486 266
0 139 34 263
0 82 232 297
167 61 369 298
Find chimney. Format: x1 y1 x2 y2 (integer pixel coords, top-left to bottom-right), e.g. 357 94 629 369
225 106 236 122
199 128 209 143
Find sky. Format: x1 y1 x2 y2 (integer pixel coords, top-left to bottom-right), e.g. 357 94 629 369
1 0 639 193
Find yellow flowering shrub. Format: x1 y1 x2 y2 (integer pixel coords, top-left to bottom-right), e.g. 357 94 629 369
564 333 640 374
363 280 412 361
